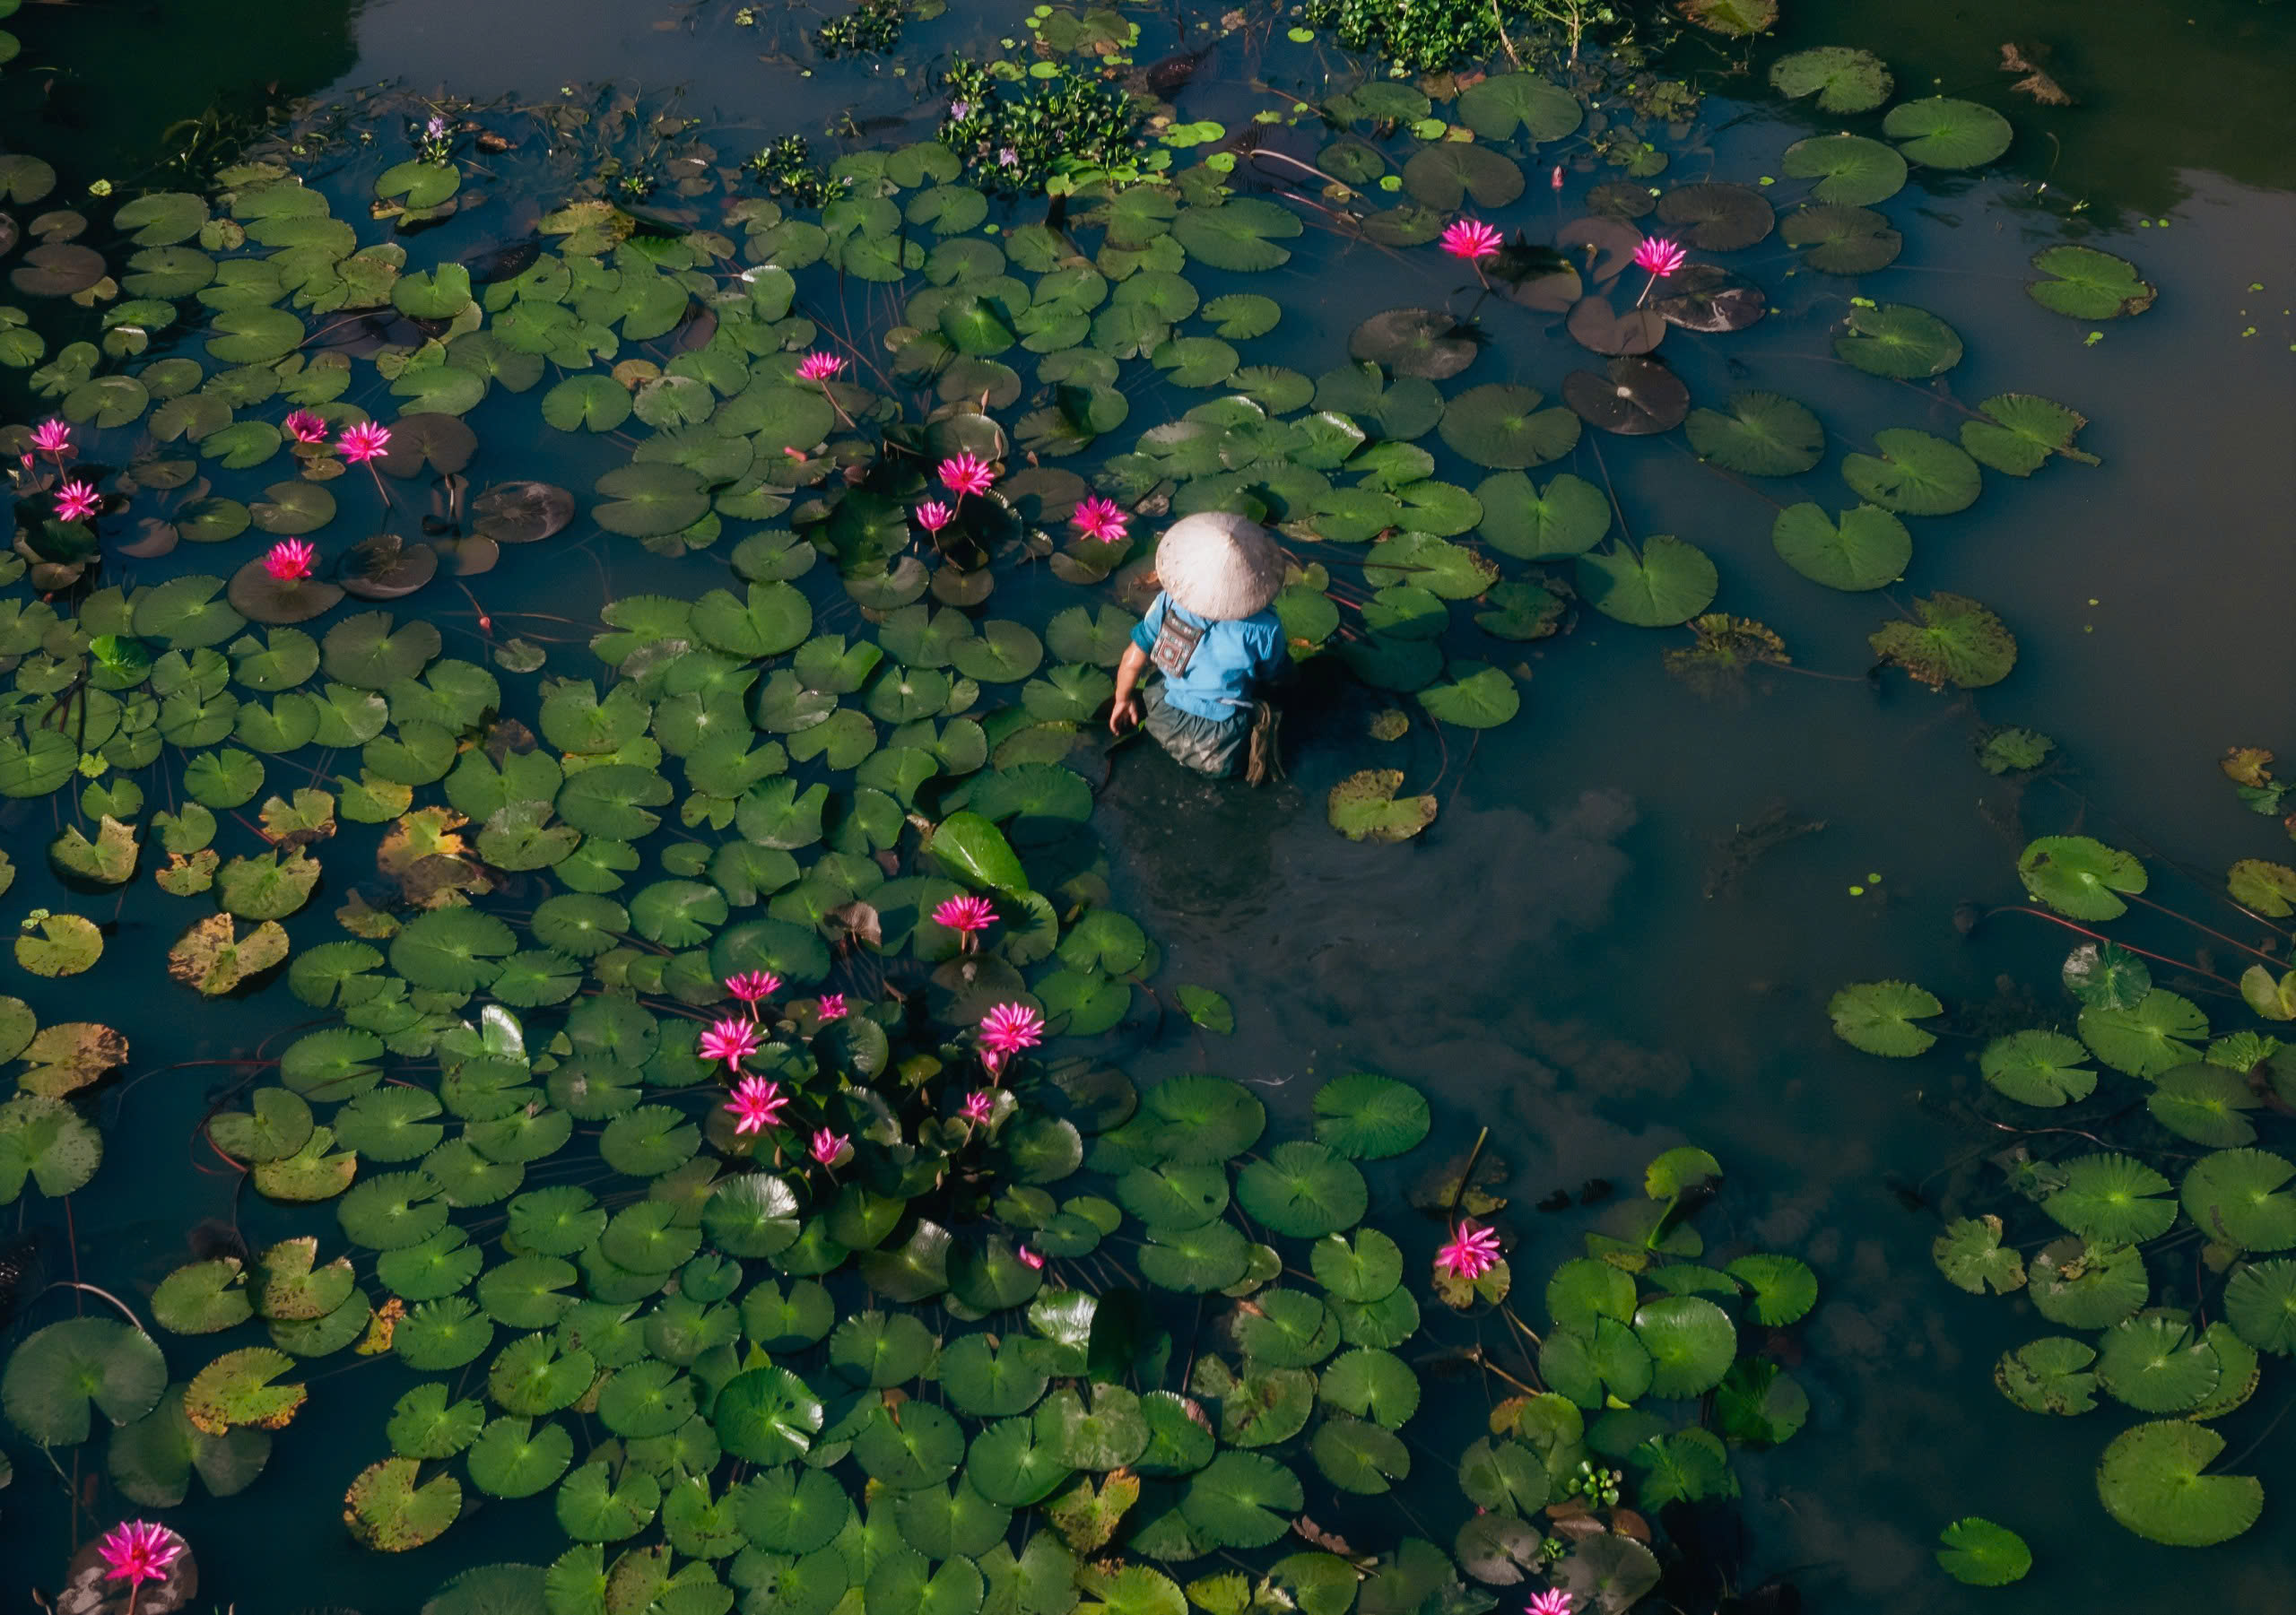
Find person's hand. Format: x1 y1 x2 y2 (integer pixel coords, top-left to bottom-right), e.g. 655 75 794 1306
1109 695 1142 735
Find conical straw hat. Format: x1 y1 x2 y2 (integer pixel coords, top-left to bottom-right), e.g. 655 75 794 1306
1154 512 1285 621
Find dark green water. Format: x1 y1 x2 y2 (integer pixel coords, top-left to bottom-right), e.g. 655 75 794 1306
3 1 2293 1611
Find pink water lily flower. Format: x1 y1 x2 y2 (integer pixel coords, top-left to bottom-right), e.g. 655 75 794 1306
796 351 846 382
1633 235 1687 278
933 893 997 935
1439 219 1503 261
914 499 955 535
283 410 330 444
1071 496 1129 543
817 994 848 1022
726 970 782 1004
725 1075 788 1135
1550 165 1565 191
1526 1592 1574 1615
98 1520 183 1591
1436 1220 1503 1281
263 539 317 581
961 1090 996 1124
978 1002 1044 1060
810 1128 848 1166
938 453 994 499
699 1017 763 1071
338 420 393 463
30 417 72 456
1017 1246 1044 1270
55 480 101 522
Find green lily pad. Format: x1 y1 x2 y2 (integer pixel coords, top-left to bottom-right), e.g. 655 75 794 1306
1868 593 2016 689
2079 989 2207 1077
1438 384 1580 470
2183 1149 2296 1252
1979 1029 2096 1107
2027 246 2156 319
1995 1336 2099 1415
1833 305 1961 378
1935 1518 2030 1586
1770 503 1909 591
2 1318 169 1444
1326 770 1435 842
1685 392 1821 476
2018 835 2146 921
1779 135 1906 205
2044 1154 2175 1245
1884 97 2013 169
1575 537 1718 628
2096 1420 2263 1547
1770 46 1893 113
345 1455 463 1550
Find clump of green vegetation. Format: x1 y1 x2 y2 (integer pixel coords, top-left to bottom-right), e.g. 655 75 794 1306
813 0 910 58
744 132 848 206
938 56 1144 197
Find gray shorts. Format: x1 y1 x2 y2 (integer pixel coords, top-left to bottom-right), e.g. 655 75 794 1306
1143 682 1251 777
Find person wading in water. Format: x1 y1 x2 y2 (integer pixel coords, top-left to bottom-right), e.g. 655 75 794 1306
1108 513 1288 782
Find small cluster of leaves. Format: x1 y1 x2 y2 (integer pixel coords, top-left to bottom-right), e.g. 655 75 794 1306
1296 0 1543 75
938 58 1145 198
745 135 849 209
813 0 910 58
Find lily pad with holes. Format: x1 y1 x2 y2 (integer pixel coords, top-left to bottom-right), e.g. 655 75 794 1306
1869 594 2016 689
1326 771 1436 843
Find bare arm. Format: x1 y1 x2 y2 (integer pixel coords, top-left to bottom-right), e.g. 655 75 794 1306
1109 641 1151 734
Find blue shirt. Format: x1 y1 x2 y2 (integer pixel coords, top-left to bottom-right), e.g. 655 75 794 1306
1130 595 1284 721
